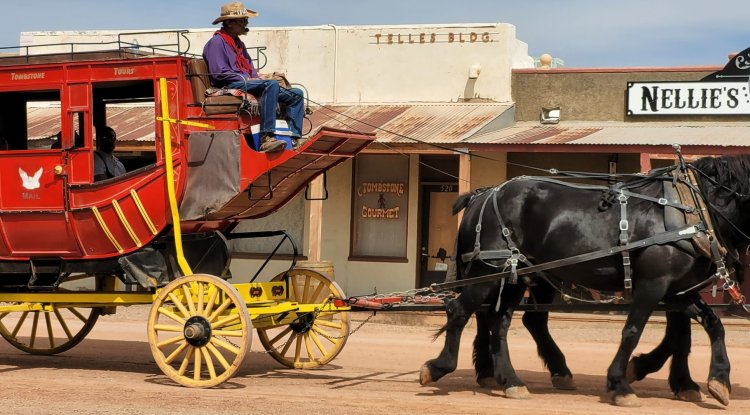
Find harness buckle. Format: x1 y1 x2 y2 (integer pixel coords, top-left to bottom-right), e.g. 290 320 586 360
658 197 668 205
623 278 632 289
622 256 631 266
475 224 482 233
619 220 629 231
502 228 511 237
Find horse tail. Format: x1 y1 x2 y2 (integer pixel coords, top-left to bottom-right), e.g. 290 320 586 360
452 192 474 215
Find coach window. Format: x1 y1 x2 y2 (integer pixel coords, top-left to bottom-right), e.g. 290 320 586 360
92 81 157 176
350 154 410 261
0 91 61 150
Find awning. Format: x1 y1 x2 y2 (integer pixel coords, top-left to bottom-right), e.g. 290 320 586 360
462 121 750 148
308 103 514 144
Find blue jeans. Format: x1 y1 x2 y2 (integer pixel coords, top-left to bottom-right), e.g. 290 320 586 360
226 79 305 137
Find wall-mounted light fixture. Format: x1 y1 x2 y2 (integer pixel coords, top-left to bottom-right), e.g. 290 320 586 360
540 106 561 124
469 63 482 79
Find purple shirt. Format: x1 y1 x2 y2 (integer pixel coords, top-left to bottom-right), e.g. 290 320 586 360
202 33 259 87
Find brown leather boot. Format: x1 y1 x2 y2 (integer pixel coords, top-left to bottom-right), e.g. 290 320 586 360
258 133 286 153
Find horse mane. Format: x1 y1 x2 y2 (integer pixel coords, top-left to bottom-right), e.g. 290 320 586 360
452 186 496 215
691 155 750 198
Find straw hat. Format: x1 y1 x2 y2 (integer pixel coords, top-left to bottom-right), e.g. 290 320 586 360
212 2 258 25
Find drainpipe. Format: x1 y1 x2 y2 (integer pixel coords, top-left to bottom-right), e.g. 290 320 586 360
327 24 338 103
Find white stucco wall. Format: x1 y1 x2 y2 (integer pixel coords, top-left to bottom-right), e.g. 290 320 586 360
21 23 532 105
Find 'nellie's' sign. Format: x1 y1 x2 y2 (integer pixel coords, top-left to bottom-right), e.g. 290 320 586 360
626 82 749 115
626 46 750 116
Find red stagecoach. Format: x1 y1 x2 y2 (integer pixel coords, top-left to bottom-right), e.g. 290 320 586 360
0 35 374 387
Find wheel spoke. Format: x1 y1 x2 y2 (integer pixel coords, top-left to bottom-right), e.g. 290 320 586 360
309 329 329 356
68 307 87 323
178 347 194 376
312 324 338 345
268 326 293 346
194 346 202 381
304 333 316 363
206 342 231 371
29 312 40 348
212 329 244 337
53 309 74 340
201 347 217 380
210 337 240 356
44 313 54 349
313 319 342 330
12 311 29 337
208 297 233 323
168 292 191 320
280 332 296 357
158 307 186 325
308 282 325 305
294 333 303 364
197 282 205 316
157 335 185 348
289 277 299 302
301 277 311 304
211 314 240 330
154 324 183 332
163 340 189 365
203 285 219 317
182 284 197 316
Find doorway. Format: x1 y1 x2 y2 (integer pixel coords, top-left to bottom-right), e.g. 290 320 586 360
418 155 458 288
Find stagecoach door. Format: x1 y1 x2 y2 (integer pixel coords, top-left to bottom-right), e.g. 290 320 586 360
419 183 458 288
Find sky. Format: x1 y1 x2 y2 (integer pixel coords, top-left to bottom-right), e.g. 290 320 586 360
2 0 747 68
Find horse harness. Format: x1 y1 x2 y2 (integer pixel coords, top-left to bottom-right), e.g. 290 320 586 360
433 166 746 310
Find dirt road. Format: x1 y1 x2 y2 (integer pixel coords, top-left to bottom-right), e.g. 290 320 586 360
0 307 749 414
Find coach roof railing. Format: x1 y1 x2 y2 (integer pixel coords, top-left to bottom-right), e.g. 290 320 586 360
0 29 267 69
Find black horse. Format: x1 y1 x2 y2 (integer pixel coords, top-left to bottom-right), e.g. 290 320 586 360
420 155 749 407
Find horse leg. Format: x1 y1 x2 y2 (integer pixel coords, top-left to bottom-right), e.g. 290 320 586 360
607 285 665 407
626 311 702 401
522 283 575 390
489 284 530 398
473 310 497 388
420 293 479 385
684 297 731 406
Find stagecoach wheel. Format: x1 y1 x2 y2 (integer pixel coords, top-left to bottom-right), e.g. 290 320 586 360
147 274 251 388
0 306 100 355
257 269 350 369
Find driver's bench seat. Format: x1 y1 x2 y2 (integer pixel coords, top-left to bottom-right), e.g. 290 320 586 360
186 58 260 116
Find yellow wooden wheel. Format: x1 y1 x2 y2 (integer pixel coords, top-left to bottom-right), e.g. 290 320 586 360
147 274 251 388
0 306 100 355
257 269 350 369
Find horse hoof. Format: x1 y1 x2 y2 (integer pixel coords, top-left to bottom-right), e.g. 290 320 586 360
505 386 530 399
707 379 730 406
613 393 641 407
551 374 576 390
477 377 497 389
625 359 638 384
676 389 704 402
419 364 433 385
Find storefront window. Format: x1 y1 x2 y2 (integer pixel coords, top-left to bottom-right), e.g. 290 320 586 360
350 154 409 259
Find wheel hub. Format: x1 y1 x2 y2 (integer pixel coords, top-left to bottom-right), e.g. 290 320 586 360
289 313 315 334
183 316 212 347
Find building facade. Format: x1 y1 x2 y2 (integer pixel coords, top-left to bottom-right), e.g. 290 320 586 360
19 27 750 301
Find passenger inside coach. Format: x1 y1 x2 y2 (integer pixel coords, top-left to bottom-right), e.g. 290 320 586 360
93 126 126 181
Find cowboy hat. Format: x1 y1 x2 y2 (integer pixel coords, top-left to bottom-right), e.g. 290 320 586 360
212 2 258 25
